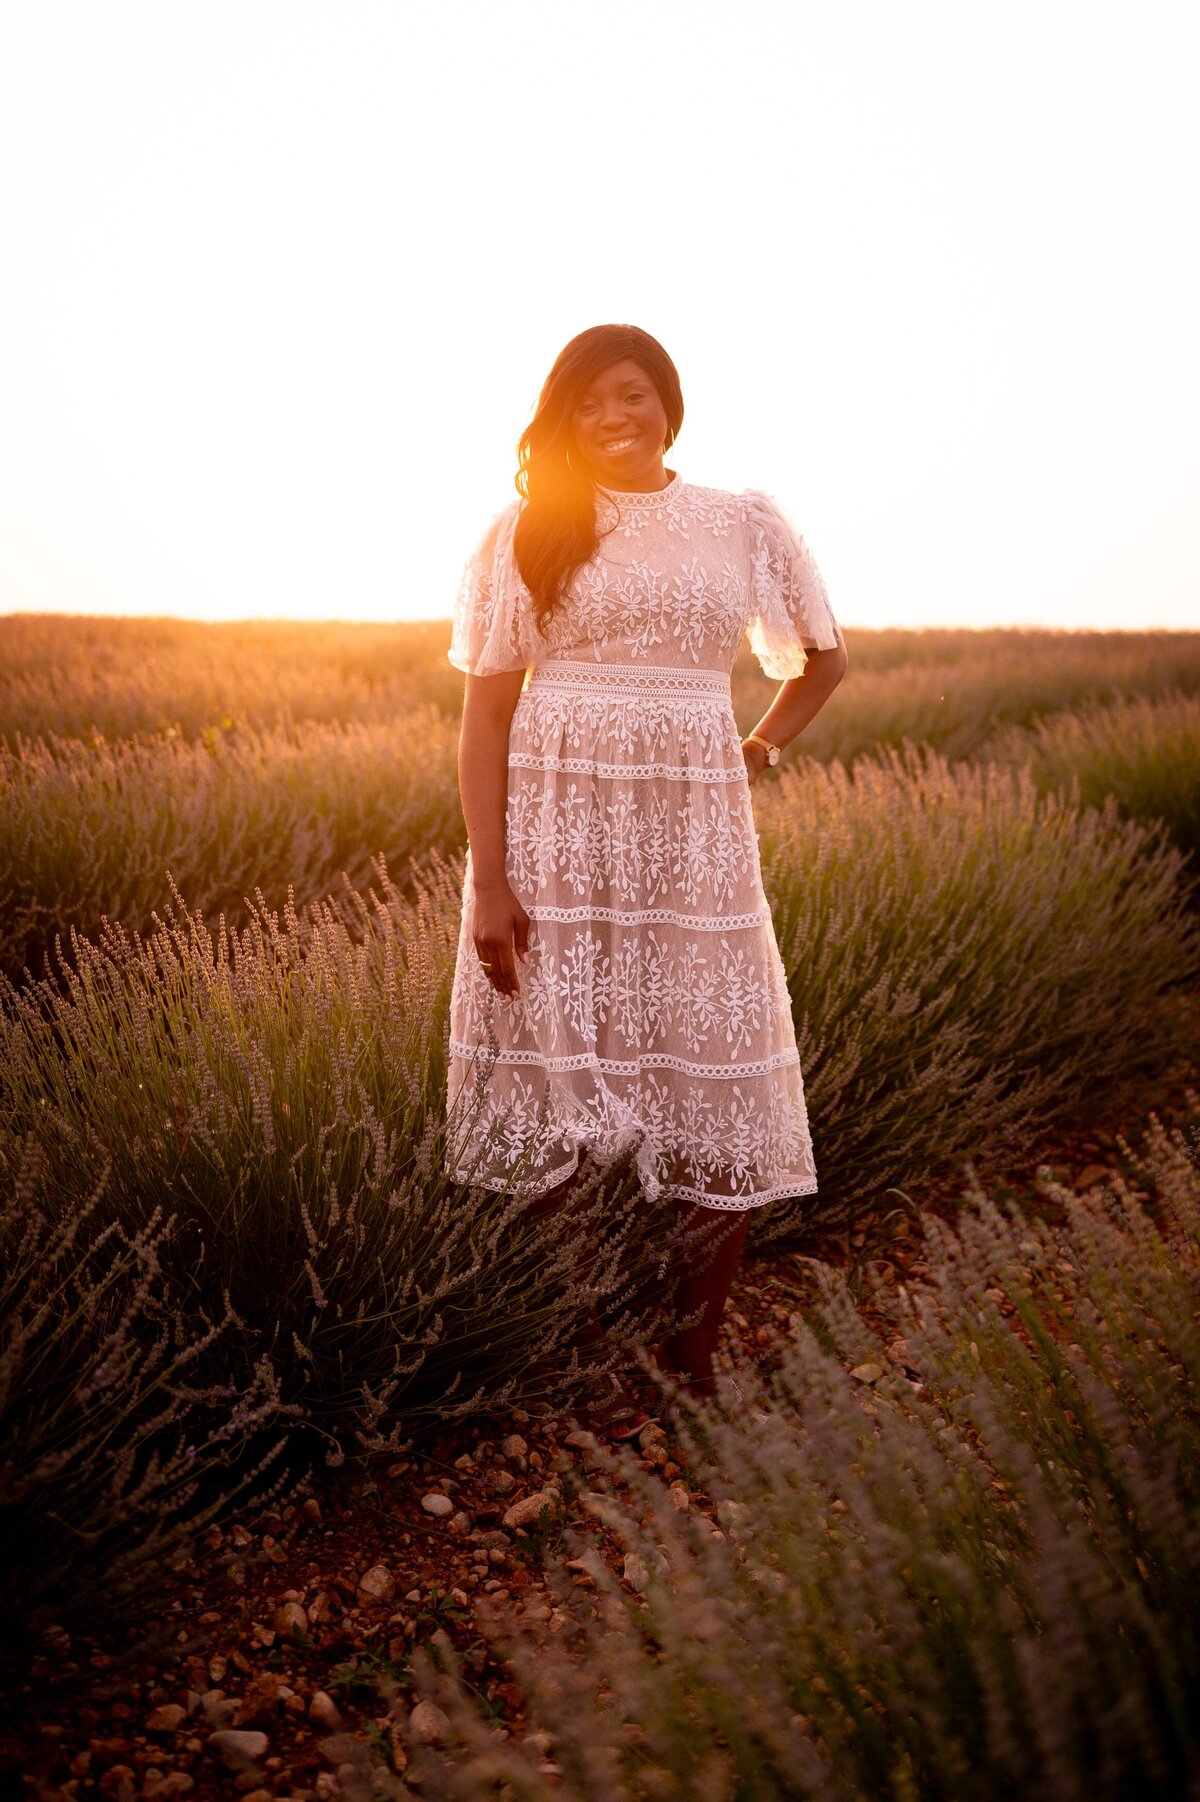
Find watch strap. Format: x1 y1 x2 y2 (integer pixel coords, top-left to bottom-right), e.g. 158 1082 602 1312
745 734 780 765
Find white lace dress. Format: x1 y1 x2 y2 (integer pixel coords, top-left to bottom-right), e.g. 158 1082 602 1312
445 473 841 1212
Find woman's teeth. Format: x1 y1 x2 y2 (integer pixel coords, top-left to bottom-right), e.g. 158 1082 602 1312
602 436 638 453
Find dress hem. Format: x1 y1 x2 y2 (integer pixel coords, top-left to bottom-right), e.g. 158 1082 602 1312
447 1146 817 1212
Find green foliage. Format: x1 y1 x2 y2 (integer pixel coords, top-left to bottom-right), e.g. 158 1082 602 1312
0 713 464 983
985 688 1200 867
751 745 1198 1239
0 1139 296 1640
407 1116 1200 1802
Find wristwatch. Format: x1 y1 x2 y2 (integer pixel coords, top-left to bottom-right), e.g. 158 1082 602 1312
745 734 781 767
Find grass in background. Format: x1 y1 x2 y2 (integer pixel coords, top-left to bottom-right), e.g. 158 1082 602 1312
406 1113 1200 1802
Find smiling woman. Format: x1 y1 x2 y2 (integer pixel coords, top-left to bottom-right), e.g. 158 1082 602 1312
443 323 847 1437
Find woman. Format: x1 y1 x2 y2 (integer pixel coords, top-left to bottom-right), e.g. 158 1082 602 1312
446 324 846 1438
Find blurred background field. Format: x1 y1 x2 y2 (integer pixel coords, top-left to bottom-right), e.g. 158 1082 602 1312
3 616 1199 988
4 613 1199 755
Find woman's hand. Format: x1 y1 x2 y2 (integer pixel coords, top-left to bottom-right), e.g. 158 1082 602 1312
472 878 530 998
741 738 769 786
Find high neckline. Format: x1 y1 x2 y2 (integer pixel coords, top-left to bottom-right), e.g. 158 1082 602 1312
595 469 682 508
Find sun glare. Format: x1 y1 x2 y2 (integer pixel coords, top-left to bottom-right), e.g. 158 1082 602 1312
0 0 1197 630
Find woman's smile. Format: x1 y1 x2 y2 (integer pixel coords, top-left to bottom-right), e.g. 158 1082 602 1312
571 358 672 490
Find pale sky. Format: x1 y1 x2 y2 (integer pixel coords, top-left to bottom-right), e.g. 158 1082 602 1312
0 0 1196 631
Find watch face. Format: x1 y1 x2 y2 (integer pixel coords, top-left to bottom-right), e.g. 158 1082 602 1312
768 745 780 765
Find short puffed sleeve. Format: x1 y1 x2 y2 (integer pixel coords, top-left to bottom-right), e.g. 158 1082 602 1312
741 489 842 681
447 501 539 677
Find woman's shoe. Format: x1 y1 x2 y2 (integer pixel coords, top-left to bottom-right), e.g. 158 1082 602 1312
578 1373 660 1444
590 1400 660 1444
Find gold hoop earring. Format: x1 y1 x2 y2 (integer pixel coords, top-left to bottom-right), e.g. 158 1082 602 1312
565 447 575 473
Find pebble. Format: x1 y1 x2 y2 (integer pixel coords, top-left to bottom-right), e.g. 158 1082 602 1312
309 1689 344 1731
499 1433 528 1459
206 1728 268 1771
850 1361 884 1384
484 1468 517 1493
668 1482 691 1512
448 1510 473 1536
199 1690 237 1730
301 1497 322 1524
144 1774 194 1798
623 1551 651 1592
408 1700 451 1745
357 1564 395 1602
421 1492 454 1516
144 1703 187 1734
502 1490 559 1530
318 1731 371 1766
233 1671 282 1728
273 1601 308 1635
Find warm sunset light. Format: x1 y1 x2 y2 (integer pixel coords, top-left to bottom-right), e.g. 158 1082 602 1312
1 0 1197 629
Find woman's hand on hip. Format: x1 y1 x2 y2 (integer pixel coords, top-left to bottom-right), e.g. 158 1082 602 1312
472 879 530 998
741 739 769 786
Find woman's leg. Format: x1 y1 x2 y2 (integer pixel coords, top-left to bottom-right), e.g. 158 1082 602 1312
660 1203 752 1398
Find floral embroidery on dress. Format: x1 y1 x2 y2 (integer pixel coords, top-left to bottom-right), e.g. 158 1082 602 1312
445 476 839 1210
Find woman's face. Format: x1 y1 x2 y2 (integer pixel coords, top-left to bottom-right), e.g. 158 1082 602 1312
569 359 671 490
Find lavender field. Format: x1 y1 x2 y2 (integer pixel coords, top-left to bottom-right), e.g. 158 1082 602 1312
1 615 1198 1799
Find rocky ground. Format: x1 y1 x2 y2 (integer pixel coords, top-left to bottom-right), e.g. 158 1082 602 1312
2 1072 1194 1802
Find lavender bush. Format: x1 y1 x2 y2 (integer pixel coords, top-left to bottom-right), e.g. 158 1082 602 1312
753 744 1198 1237
984 689 1200 867
0 711 463 983
0 1138 297 1641
0 858 672 1470
407 1113 1200 1802
4 615 1196 763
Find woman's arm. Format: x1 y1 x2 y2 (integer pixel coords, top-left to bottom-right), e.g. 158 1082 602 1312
741 641 849 783
459 669 530 997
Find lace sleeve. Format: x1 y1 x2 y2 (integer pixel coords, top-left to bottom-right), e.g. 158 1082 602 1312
742 489 841 681
448 502 538 676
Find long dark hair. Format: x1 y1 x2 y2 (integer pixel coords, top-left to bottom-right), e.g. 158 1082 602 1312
513 325 684 633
